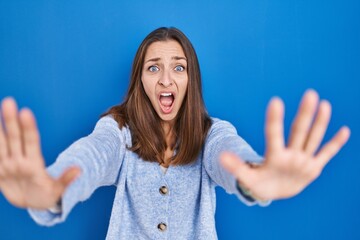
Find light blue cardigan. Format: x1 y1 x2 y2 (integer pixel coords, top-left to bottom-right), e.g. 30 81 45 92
29 116 267 239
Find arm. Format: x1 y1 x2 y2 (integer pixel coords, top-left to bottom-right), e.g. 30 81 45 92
0 97 126 226
220 90 350 201
29 115 127 226
203 119 268 206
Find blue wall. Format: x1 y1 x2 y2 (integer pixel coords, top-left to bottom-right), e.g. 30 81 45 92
0 1 359 239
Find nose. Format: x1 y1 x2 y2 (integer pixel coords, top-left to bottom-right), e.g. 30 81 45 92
158 70 173 87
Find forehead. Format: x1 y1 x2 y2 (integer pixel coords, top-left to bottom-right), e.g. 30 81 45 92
144 40 186 60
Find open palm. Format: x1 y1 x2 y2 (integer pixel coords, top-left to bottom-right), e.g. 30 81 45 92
221 90 350 201
0 98 80 209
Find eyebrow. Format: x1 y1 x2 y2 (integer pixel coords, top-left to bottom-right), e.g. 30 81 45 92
172 56 187 61
145 56 187 63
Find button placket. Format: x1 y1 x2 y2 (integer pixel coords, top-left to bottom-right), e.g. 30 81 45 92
156 178 170 234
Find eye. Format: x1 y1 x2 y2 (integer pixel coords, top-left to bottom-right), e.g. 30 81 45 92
174 65 185 72
148 66 159 72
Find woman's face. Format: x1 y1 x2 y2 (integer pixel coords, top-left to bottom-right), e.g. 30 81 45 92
142 40 188 123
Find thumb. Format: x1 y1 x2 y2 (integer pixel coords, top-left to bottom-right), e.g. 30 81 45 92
58 166 81 189
220 152 253 185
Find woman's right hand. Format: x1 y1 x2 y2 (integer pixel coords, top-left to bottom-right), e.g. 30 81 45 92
0 97 80 210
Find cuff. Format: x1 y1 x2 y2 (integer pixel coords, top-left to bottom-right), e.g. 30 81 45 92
236 181 272 206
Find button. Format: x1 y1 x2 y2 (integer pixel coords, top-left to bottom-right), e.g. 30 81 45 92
159 186 168 195
157 222 167 232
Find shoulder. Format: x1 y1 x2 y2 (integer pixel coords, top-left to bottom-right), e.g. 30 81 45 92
93 115 132 146
94 115 124 131
208 117 238 135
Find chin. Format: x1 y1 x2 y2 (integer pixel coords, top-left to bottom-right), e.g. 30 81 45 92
159 114 176 122
157 110 178 123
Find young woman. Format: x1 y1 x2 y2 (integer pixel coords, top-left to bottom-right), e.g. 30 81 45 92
0 27 350 239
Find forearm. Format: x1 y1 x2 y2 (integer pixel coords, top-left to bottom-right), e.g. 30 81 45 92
204 119 268 206
28 116 126 225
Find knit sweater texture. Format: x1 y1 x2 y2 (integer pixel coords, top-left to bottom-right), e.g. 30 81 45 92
29 116 267 239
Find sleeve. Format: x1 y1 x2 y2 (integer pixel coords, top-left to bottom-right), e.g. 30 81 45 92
28 115 127 226
203 118 270 206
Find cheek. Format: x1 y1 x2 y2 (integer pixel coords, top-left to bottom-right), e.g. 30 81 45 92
141 79 156 101
180 78 188 94
174 73 188 90
176 81 188 105
141 75 149 91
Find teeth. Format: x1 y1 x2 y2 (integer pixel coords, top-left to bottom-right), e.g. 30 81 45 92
160 93 172 97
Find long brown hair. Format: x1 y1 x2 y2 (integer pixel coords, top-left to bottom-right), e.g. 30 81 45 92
102 27 211 165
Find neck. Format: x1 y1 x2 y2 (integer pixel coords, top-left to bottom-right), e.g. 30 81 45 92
162 121 175 149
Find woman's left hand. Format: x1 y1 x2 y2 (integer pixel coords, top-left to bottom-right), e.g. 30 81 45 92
220 90 350 201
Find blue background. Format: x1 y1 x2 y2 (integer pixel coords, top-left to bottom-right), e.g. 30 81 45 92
0 0 359 239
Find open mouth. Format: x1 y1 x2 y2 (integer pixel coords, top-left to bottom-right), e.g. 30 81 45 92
159 92 175 114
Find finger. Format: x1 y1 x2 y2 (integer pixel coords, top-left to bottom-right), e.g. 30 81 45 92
2 97 23 158
57 166 81 191
265 97 285 154
220 152 255 187
315 126 350 168
0 110 9 160
304 100 331 155
288 89 319 150
19 108 42 160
